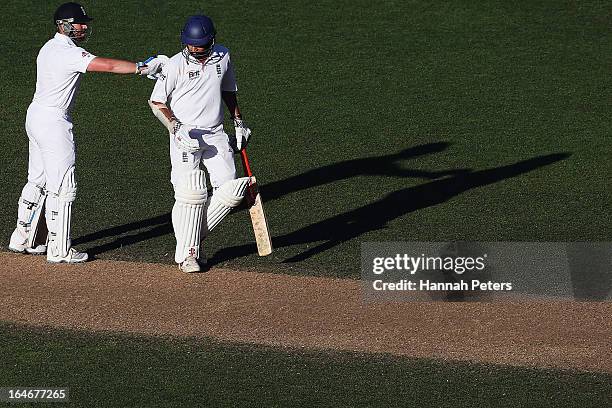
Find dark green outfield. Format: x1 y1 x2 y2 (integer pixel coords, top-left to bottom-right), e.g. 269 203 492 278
0 323 609 407
1 1 610 277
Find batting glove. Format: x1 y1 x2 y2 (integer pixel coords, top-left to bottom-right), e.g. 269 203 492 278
170 119 182 135
136 55 169 77
174 125 202 154
229 118 252 153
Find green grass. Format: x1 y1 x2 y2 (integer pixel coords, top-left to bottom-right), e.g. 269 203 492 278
1 3 609 405
0 1 610 277
0 323 610 407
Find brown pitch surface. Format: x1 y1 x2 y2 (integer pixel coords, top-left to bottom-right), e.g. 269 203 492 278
0 252 610 373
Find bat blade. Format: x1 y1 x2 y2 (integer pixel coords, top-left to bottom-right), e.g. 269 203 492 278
246 177 273 256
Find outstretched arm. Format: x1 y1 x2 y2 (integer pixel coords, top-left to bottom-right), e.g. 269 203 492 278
87 57 139 74
87 56 165 76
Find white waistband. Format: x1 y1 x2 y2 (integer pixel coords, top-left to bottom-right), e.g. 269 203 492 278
184 122 223 132
29 100 70 116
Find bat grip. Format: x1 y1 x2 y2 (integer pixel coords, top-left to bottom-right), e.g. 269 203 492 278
240 149 257 202
240 149 254 177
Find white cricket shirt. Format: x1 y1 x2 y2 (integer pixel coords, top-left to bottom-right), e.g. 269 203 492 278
150 44 238 131
31 33 96 112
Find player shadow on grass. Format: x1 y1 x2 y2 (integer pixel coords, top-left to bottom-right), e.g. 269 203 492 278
72 214 172 255
212 152 572 265
263 142 470 201
74 142 462 256
75 150 572 284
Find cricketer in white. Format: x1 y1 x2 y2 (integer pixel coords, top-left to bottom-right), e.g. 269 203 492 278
148 15 253 273
9 2 165 263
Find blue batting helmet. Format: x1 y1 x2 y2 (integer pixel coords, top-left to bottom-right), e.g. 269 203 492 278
181 15 216 63
181 15 216 47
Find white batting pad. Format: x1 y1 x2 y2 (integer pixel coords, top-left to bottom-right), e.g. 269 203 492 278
13 182 47 248
46 166 77 259
173 170 208 263
203 177 251 235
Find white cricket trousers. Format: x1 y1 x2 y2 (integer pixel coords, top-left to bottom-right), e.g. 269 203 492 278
169 129 236 188
20 101 78 258
25 101 76 194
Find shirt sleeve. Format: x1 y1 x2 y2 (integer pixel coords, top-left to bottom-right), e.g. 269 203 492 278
221 53 238 92
150 62 177 104
65 46 97 73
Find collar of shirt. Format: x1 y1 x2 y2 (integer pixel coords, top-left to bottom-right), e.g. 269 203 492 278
183 46 224 67
54 32 77 47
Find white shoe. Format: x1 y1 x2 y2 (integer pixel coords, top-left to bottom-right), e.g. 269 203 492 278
9 243 48 255
8 228 47 255
24 245 47 255
47 248 89 264
179 256 201 273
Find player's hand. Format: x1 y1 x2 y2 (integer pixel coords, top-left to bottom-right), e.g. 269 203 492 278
229 118 252 153
169 119 182 135
173 125 202 153
136 55 169 77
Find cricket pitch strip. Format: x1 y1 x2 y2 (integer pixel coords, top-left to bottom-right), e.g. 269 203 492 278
0 252 610 373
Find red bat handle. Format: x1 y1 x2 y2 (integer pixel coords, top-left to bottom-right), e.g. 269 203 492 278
240 149 257 202
240 149 253 177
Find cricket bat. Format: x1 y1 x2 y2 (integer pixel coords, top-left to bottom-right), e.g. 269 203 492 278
240 149 273 256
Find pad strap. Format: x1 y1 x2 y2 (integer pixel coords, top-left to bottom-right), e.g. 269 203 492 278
15 182 47 247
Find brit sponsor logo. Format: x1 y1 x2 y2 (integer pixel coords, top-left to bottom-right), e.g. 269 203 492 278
188 70 200 80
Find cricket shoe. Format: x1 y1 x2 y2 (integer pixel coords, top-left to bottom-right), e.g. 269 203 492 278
179 256 202 273
47 248 89 264
8 229 47 255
